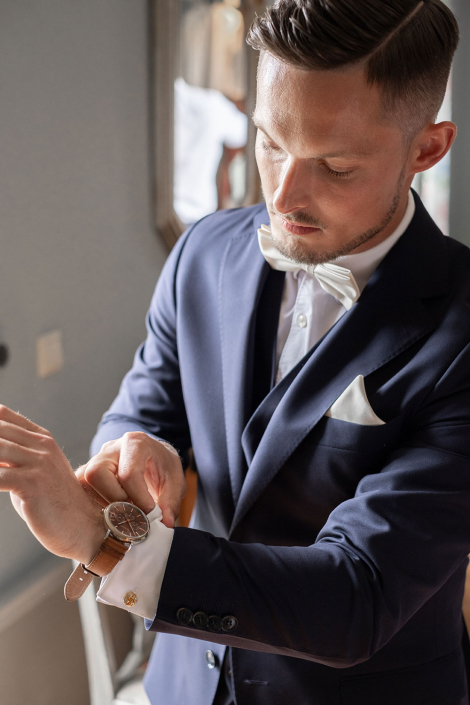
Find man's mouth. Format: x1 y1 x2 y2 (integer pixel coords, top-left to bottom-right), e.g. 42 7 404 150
279 217 323 235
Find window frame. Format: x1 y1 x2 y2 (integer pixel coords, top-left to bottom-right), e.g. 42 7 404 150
150 0 266 250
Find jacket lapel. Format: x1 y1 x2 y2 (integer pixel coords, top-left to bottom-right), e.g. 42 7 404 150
218 205 284 506
230 194 450 534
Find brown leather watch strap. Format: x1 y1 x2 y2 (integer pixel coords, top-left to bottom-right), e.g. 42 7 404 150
64 535 130 602
64 564 96 602
86 535 129 576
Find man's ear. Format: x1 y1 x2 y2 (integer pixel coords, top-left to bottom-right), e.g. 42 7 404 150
411 121 457 175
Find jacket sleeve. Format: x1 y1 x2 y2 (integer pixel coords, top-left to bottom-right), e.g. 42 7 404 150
90 227 193 466
148 341 470 668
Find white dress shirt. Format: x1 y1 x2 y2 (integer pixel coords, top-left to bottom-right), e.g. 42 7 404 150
97 191 416 619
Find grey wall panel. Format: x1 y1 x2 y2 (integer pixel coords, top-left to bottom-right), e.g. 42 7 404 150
0 0 167 590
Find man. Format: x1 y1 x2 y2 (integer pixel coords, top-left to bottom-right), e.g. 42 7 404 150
0 1 468 703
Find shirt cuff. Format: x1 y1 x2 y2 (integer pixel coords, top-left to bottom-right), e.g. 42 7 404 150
96 504 174 620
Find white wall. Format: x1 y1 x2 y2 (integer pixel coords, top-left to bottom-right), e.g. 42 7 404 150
0 1 167 702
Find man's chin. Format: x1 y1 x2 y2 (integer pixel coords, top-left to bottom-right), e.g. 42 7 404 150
270 228 334 267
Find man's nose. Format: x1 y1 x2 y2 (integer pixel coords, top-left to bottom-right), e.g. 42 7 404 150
272 158 313 216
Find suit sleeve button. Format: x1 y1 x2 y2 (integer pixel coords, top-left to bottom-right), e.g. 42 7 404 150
207 614 222 632
205 650 219 669
221 615 238 632
193 611 209 629
176 607 193 625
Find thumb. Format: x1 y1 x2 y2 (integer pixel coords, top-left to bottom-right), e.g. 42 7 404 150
10 492 25 520
157 481 185 528
160 505 176 529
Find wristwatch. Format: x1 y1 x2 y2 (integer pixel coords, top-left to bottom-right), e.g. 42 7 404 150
64 501 151 602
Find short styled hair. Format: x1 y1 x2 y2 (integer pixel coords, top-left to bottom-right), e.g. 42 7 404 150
247 0 459 139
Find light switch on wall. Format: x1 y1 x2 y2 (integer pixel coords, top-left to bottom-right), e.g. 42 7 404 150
36 330 64 378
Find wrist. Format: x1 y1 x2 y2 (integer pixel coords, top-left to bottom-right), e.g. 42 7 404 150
65 501 150 601
80 505 107 566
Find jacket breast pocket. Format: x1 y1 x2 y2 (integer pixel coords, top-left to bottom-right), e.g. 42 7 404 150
314 414 403 455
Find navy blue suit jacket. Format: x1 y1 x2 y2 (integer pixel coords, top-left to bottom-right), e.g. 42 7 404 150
92 192 470 705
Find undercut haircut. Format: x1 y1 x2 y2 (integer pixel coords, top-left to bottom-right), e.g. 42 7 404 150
247 0 459 141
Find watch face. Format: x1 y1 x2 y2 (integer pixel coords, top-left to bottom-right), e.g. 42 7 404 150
104 502 150 543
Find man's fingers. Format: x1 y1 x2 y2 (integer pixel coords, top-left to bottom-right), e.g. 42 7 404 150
75 466 109 507
118 469 156 514
0 405 49 435
0 464 26 493
156 472 187 528
82 459 129 505
79 436 154 510
82 434 184 519
117 442 156 514
0 466 16 492
0 419 51 452
0 437 36 469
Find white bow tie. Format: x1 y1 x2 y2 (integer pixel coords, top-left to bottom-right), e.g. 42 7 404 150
258 224 360 311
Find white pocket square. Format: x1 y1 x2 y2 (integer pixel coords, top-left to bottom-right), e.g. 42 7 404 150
325 375 385 426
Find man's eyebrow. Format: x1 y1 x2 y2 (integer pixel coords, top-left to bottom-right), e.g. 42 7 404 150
251 114 374 160
252 114 266 130
252 114 273 137
312 149 373 159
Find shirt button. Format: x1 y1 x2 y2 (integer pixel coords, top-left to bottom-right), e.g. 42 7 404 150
205 650 219 669
296 314 307 328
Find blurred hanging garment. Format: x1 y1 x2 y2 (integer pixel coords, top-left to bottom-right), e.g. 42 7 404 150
173 78 248 225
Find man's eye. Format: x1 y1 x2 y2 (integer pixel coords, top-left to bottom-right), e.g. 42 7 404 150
324 165 354 179
261 141 281 152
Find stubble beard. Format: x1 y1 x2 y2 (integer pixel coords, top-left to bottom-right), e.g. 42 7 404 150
268 173 406 267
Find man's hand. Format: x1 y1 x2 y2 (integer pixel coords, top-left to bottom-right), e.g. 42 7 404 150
76 432 186 528
0 406 105 565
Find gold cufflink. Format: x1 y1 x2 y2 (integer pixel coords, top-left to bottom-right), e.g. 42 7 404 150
123 591 138 607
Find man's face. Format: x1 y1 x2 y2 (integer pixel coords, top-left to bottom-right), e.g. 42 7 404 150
254 54 415 265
